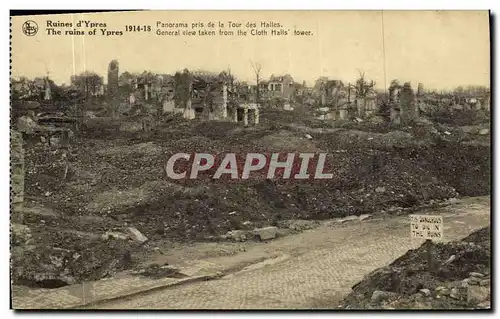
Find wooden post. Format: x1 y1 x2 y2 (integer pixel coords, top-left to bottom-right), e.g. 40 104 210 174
411 214 442 275
426 239 435 273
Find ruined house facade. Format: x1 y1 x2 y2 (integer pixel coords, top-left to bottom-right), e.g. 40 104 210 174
190 76 229 120
263 74 295 100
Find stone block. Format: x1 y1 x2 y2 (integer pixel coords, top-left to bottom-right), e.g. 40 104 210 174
126 227 148 243
226 230 248 242
253 226 278 241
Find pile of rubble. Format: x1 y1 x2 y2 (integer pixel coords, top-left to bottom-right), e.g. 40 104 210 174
340 227 491 309
11 237 131 287
11 222 149 287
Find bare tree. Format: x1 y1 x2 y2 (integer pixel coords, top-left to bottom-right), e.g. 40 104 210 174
349 71 376 99
226 67 235 89
250 60 262 104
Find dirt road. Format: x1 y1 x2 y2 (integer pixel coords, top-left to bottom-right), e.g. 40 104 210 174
87 197 490 309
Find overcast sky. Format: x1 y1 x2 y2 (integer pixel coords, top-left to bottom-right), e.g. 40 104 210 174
11 10 490 90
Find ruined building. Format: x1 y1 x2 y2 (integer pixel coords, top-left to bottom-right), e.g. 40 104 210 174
317 80 349 120
399 82 418 125
350 76 377 118
388 81 402 124
389 81 402 104
174 69 195 119
233 103 259 126
319 80 344 106
171 71 229 121
355 91 377 118
191 75 229 120
159 76 176 114
107 60 119 116
313 76 378 121
266 74 295 100
130 68 260 125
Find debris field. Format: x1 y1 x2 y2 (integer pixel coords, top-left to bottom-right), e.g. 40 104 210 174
12 108 490 287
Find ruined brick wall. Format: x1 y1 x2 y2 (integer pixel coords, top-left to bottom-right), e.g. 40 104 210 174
107 60 119 116
10 130 24 218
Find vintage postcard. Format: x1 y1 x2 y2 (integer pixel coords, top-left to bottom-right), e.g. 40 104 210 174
10 10 491 310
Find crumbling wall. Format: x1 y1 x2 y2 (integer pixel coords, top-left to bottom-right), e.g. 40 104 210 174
204 84 228 120
365 98 377 116
11 130 24 222
184 73 230 121
174 70 194 119
107 60 119 117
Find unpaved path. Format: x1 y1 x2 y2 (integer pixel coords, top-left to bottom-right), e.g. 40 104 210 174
87 197 490 309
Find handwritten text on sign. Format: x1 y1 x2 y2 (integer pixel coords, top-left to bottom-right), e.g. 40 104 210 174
410 215 443 239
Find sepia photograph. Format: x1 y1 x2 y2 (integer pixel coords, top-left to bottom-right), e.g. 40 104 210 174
9 10 491 310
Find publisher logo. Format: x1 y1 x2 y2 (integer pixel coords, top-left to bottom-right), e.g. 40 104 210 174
22 20 38 36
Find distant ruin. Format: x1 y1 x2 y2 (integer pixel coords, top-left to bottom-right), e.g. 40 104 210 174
400 82 418 125
107 60 119 116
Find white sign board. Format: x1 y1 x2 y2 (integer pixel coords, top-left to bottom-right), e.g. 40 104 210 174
410 214 443 240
